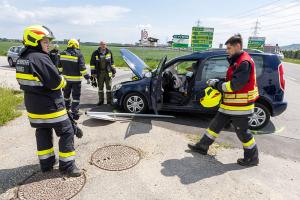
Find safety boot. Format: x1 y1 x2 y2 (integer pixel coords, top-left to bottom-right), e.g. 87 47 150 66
237 157 259 166
60 165 82 177
187 143 208 155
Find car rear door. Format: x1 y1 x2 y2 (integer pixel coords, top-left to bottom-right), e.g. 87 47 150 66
193 55 228 111
151 56 167 114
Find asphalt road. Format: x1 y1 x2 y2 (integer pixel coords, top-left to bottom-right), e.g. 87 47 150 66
1 56 300 199
1 56 300 161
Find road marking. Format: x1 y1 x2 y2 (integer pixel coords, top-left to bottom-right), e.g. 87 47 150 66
286 76 297 81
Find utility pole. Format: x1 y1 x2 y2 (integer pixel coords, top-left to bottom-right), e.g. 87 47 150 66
252 19 261 37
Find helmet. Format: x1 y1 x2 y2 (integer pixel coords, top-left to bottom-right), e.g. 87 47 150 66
200 87 222 108
23 25 55 47
68 39 80 49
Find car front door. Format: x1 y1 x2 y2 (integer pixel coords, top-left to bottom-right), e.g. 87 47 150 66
151 56 167 114
193 55 229 112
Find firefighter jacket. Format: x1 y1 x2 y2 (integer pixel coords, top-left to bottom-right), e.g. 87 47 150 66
58 47 87 82
15 47 68 128
90 48 116 77
216 51 259 115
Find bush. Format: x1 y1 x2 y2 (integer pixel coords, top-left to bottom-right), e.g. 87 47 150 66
0 87 23 126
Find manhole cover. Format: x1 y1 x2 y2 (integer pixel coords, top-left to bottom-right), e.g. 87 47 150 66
91 144 141 171
17 169 85 200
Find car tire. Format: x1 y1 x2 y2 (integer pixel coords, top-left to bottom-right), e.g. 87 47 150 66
123 93 148 114
8 58 14 67
248 103 271 130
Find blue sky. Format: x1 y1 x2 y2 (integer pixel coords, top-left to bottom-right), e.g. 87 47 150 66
0 0 299 46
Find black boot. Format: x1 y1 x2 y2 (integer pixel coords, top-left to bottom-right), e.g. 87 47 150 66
41 159 57 173
238 146 259 166
237 157 259 166
97 101 103 106
60 165 82 177
187 143 208 155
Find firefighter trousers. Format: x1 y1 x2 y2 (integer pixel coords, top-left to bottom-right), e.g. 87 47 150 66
35 119 76 172
63 81 81 117
198 112 258 159
97 72 112 104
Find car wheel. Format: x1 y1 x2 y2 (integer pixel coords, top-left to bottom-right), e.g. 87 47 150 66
248 103 270 130
123 93 148 113
8 58 14 67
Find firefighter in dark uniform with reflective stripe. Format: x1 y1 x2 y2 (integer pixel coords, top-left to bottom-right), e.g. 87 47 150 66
58 39 89 120
188 34 259 166
16 25 82 176
90 41 116 105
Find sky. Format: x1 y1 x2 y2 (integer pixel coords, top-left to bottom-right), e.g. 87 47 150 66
0 0 299 47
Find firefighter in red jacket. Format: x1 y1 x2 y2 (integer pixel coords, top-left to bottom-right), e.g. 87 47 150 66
188 34 259 166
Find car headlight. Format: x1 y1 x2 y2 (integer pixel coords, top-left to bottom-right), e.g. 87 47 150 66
112 83 122 92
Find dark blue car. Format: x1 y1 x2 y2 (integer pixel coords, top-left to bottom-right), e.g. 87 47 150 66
112 49 287 130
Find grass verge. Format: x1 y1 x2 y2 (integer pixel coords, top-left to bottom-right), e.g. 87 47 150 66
0 87 23 126
283 58 300 65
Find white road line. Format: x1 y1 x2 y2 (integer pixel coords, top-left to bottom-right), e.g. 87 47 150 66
286 76 297 81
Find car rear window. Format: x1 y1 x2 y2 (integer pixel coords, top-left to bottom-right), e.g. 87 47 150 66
200 55 264 81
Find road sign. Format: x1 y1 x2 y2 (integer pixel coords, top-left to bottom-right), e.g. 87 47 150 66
172 35 189 48
191 26 214 51
248 37 266 51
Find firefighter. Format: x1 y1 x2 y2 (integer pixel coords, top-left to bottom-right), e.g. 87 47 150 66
188 34 259 166
58 39 89 120
90 41 116 105
16 25 82 177
49 44 60 68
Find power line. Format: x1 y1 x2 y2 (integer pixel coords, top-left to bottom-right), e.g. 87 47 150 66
218 0 300 27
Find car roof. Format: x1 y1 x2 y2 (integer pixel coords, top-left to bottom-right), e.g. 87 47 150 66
171 49 273 61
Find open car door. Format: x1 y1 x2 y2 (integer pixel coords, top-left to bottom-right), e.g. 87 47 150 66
151 56 167 114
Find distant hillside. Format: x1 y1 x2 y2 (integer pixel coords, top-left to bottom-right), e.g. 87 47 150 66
281 44 300 51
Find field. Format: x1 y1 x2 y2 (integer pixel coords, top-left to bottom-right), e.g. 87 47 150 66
0 41 190 69
0 87 23 126
283 58 300 65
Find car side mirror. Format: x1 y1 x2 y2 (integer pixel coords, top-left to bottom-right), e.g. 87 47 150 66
144 72 152 78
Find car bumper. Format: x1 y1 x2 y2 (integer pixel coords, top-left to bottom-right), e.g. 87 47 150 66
272 101 287 117
111 91 123 108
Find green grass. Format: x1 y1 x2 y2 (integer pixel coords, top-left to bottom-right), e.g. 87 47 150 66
283 58 300 65
0 87 23 126
0 41 22 56
0 41 190 69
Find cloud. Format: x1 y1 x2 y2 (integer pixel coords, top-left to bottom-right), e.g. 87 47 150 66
0 1 131 26
136 24 152 29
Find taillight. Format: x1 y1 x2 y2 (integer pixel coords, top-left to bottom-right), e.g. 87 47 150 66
278 63 285 91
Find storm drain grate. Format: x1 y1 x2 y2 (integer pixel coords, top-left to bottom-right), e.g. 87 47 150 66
17 169 86 200
91 144 141 171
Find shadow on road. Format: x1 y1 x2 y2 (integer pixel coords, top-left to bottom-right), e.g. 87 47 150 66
161 151 244 185
124 118 152 139
0 164 39 195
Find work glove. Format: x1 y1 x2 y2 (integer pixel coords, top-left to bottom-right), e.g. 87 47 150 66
84 74 91 84
108 72 115 78
207 79 220 88
67 111 83 139
90 76 97 87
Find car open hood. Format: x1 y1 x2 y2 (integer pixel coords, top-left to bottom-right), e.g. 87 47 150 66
120 48 149 79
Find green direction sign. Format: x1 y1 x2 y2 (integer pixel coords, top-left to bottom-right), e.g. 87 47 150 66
172 34 189 48
247 37 266 51
192 26 214 51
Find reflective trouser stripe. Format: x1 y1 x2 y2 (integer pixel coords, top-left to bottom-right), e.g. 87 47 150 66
106 90 111 92
205 128 219 140
65 98 71 101
59 151 76 162
72 99 80 103
90 65 95 69
17 79 44 86
37 147 55 160
243 137 256 149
